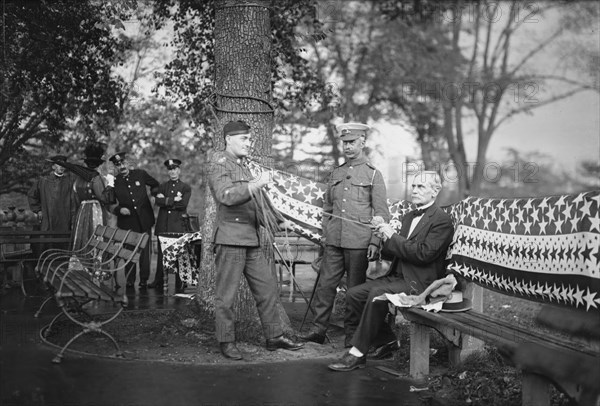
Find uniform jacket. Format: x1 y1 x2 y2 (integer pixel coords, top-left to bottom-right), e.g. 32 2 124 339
155 178 192 234
208 151 260 246
28 172 77 232
383 204 454 293
111 169 159 232
322 156 390 249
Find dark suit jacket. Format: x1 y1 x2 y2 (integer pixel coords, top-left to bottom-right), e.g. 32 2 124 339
112 169 159 232
155 179 192 234
208 151 260 246
382 204 454 293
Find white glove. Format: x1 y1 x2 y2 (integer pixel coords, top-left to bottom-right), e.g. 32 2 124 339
105 174 115 187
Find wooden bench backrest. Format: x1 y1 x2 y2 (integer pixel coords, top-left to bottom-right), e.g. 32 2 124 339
93 227 147 264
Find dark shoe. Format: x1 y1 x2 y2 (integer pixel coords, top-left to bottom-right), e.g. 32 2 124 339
147 280 163 289
371 340 400 360
126 282 134 288
266 335 304 351
328 352 366 372
220 342 243 360
138 281 148 289
299 331 326 345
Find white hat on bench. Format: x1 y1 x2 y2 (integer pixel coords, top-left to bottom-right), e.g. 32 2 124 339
441 291 472 313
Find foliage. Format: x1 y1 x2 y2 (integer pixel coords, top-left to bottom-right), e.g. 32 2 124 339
0 0 133 193
148 0 322 151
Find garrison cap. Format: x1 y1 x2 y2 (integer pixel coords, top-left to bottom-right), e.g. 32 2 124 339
335 122 371 141
223 121 251 137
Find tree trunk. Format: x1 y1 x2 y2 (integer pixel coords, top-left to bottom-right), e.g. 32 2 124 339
197 0 292 341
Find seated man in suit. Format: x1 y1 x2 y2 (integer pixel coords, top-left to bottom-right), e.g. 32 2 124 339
328 170 454 371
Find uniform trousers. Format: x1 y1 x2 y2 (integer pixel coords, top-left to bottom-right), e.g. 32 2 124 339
214 244 282 343
311 245 368 334
346 275 410 354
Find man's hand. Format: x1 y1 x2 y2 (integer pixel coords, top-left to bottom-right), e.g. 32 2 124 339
120 207 131 216
253 169 273 189
278 220 295 231
375 223 395 241
367 244 379 260
174 192 182 202
156 193 165 199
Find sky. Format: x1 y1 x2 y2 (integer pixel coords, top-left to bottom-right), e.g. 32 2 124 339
122 2 599 197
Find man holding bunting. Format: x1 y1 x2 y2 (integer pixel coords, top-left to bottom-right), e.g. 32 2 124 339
328 170 454 371
208 120 304 361
301 122 390 346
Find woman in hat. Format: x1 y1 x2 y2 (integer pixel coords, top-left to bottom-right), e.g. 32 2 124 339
70 142 113 254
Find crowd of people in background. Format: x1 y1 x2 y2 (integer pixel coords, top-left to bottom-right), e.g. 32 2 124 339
25 120 455 365
27 142 192 292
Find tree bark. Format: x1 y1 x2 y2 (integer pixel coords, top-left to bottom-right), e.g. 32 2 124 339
197 0 292 341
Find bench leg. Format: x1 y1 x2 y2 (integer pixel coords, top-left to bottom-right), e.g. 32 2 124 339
34 295 54 318
410 322 430 380
51 304 125 363
522 372 550 406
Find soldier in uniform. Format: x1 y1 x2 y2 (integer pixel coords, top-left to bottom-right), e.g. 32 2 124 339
208 120 303 360
28 155 78 251
300 122 390 346
107 152 159 289
148 158 191 292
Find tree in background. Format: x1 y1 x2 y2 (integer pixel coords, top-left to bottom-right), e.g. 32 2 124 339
433 0 598 196
0 0 133 194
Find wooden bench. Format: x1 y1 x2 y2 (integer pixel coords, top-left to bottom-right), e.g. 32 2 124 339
34 225 149 363
0 229 72 296
273 234 318 302
392 192 600 405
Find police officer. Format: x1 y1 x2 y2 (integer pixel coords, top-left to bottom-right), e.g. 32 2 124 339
208 120 304 360
108 152 159 289
148 159 191 292
300 122 390 346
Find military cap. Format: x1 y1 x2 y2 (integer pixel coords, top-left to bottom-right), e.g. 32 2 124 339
108 152 127 165
164 158 182 169
46 155 68 164
223 120 251 137
335 122 371 141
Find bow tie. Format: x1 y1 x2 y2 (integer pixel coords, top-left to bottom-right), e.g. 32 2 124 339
412 207 427 217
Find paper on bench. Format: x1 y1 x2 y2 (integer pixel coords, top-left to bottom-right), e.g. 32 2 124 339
373 292 445 312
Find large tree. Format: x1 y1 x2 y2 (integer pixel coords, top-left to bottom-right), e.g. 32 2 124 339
193 0 296 338
0 0 132 193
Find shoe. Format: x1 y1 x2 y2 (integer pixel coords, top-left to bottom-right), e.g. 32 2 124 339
220 342 243 360
328 352 366 372
138 281 148 289
299 331 326 345
371 340 399 360
147 281 163 289
126 282 134 288
266 335 304 351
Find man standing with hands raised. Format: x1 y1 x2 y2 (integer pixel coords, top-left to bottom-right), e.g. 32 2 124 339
208 120 303 360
